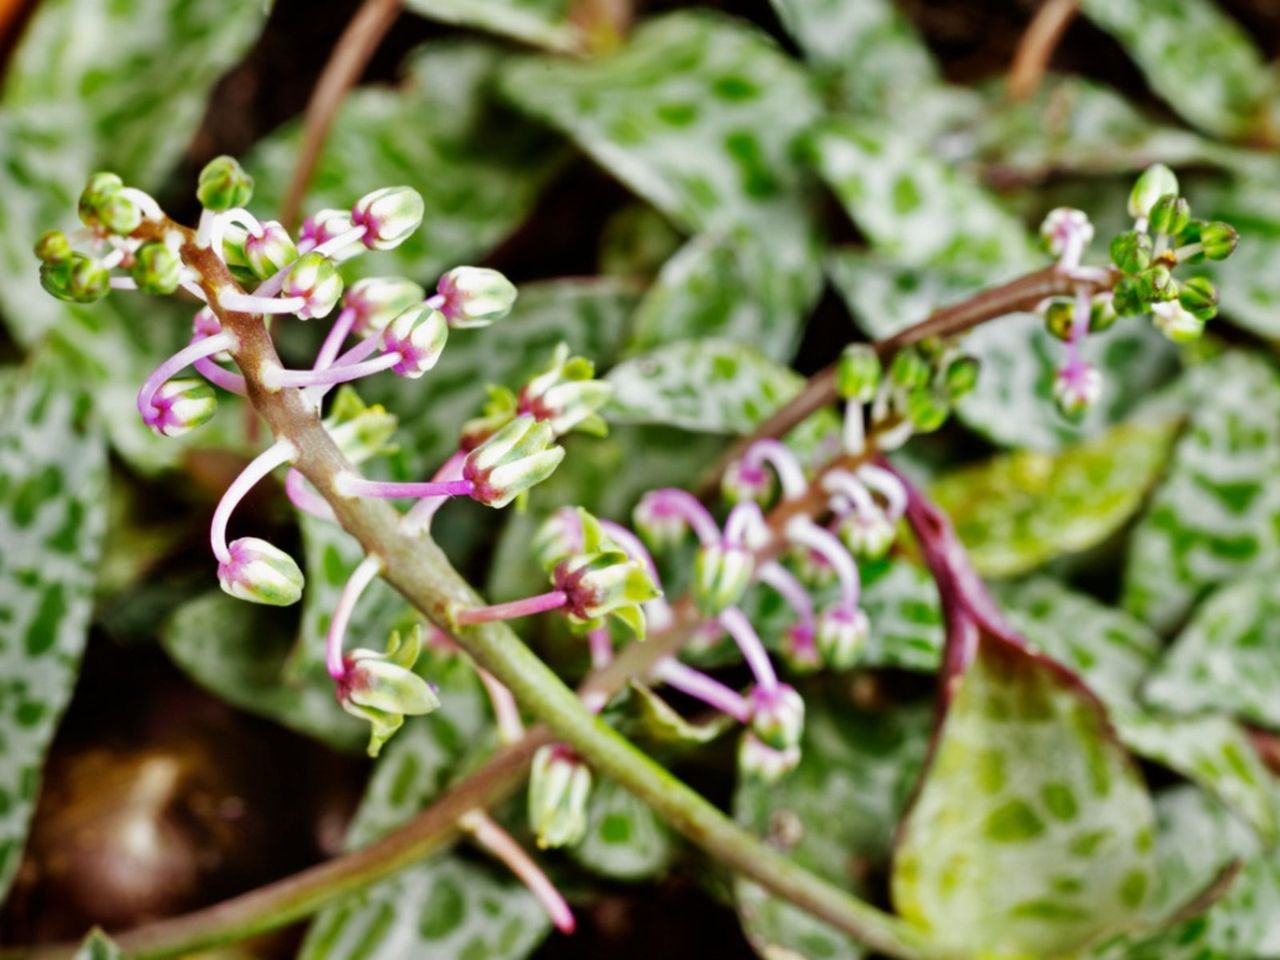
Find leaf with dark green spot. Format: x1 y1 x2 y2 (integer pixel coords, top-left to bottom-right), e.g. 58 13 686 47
892 632 1157 957
403 0 579 52
734 698 931 960
0 350 107 899
1123 351 1280 634
571 775 676 881
930 418 1180 578
858 561 945 671
606 338 803 434
72 929 122 960
1077 0 1269 139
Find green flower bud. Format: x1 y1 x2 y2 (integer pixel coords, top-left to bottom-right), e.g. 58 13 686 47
837 508 895 561
197 155 254 211
345 277 426 336
463 414 564 508
1139 264 1176 302
1111 276 1147 318
460 385 518 450
437 266 518 328
78 172 123 227
1090 293 1118 333
383 304 449 378
889 347 931 390
98 191 142 235
217 537 304 607
1128 164 1179 219
244 220 298 280
942 354 981 400
1178 276 1218 322
131 241 183 295
905 387 949 433
1042 298 1077 342
815 605 869 670
34 229 72 264
282 252 344 319
529 746 592 849
1110 230 1153 274
59 254 111 304
1053 365 1102 421
836 343 881 402
146 378 217 437
554 545 660 639
518 343 613 436
1200 221 1239 261
532 507 585 573
1148 194 1190 237
1152 300 1205 343
352 186 424 251
692 542 754 617
339 626 441 757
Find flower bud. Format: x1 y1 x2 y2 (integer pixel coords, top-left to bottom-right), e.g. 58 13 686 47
905 388 949 433
463 414 564 508
1110 230 1153 274
99 191 143 236
519 343 613 436
1042 298 1076 342
352 186 424 250
889 346 931 390
146 378 217 437
739 731 800 784
460 386 518 450
282 252 344 319
1148 194 1190 237
219 221 251 271
41 254 110 304
532 507 584 572
244 220 298 280
781 625 822 674
436 266 518 328
836 343 881 402
751 685 805 751
837 507 896 560
299 209 361 260
34 229 73 264
1053 364 1102 421
1128 164 1178 219
323 388 398 466
692 542 754 617
633 492 689 551
1200 221 1238 261
217 536 304 607
339 626 441 757
529 746 592 849
942 354 981 400
815 604 869 670
1178 276 1218 322
383 304 448 378
78 172 123 227
1111 276 1147 318
131 241 183 295
1151 300 1205 343
1139 264 1176 302
1039 207 1093 257
553 543 660 638
345 277 426 336
1089 293 1118 333
197 156 254 211
721 459 775 505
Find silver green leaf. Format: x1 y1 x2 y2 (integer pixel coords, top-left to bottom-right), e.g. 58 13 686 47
0 351 108 899
1123 351 1280 633
403 0 579 52
850 560 944 671
570 775 676 882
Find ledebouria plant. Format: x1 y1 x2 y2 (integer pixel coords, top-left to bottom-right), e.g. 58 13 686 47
33 156 1244 959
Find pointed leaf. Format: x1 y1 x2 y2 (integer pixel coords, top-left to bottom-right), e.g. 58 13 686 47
72 929 122 960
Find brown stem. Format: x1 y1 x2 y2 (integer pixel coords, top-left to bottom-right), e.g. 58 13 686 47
697 264 1116 498
278 0 402 231
1007 0 1080 101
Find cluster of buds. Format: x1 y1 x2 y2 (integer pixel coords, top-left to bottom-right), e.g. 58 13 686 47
1035 164 1239 420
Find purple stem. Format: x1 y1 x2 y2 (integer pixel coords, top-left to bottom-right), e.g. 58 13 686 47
460 811 575 935
402 450 467 533
784 515 860 610
455 591 568 626
285 469 337 521
742 438 807 500
599 520 662 586
268 352 399 389
193 355 248 396
643 488 721 547
209 440 295 564
719 606 779 694
138 333 236 418
326 555 382 679
588 627 613 671
757 561 815 635
654 657 751 724
340 476 475 500
314 306 358 370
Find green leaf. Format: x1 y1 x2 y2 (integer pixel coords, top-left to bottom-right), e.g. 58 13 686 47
606 338 803 434
735 698 931 960
403 0 579 52
163 591 365 752
827 252 1180 450
1195 172 1280 339
1123 351 1280 633
930 417 1180 578
813 120 1037 272
249 42 561 287
571 775 676 881
1077 0 1269 139
892 633 1157 957
620 681 733 748
851 559 944 671
72 929 122 960
0 350 108 899
1146 574 1280 730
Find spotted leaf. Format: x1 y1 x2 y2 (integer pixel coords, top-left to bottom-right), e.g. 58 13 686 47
571 776 676 882
403 0 579 52
892 633 1157 957
0 350 107 899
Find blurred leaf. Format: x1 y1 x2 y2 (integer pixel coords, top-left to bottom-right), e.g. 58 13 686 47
1077 0 1269 140
0 350 108 899
853 559 944 671
734 698 931 960
930 417 1180 578
827 252 1180 450
1196 172 1280 339
571 775 676 881
403 0 578 52
892 633 1156 957
301 651 551 960
500 11 824 358
250 42 561 285
1145 574 1280 730
606 338 803 434
163 591 364 752
1123 351 1280 633
620 681 733 748
72 929 122 960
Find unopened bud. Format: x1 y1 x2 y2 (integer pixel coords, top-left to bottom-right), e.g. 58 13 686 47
1151 300 1205 343
721 459 775 505
146 378 217 437
339 626 441 757
751 685 804 751
217 537 304 607
244 221 298 280
99 191 143 236
345 277 425 336
1039 207 1093 257
299 209 361 260
42 253 110 304
815 604 869 670
197 156 254 211
131 242 183 295
1178 276 1218 321
1128 164 1178 220
1200 221 1238 261
1148 194 1190 237
836 343 881 402
553 531 660 639
532 507 584 572
692 542 754 616
323 388 398 465
383 304 448 378
739 731 800 784
1053 364 1102 420
519 343 612 436
1042 298 1076 342
529 746 592 849
837 507 896 560
352 186 424 250
34 229 72 264
905 388 950 433
436 266 518 328
282 252 344 319
1110 230 1153 274
942 355 981 400
78 172 124 227
463 414 564 508
1111 277 1147 318
890 347 931 390
633 492 689 551
1090 293 1118 333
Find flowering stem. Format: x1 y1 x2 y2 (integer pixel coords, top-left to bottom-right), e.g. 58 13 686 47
653 657 751 723
219 290 307 315
193 355 248 395
326 554 384 678
285 469 336 521
401 450 467 534
757 561 815 635
458 810 575 935
262 352 400 390
454 591 569 626
209 440 295 564
314 307 358 369
138 333 237 419
335 475 474 500
785 515 860 610
719 606 779 694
